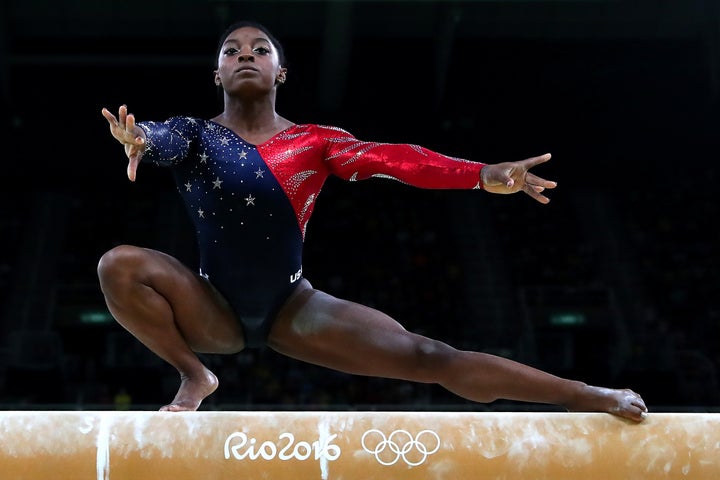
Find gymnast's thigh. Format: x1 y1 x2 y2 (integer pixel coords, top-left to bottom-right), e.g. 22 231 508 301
101 245 245 353
267 279 438 379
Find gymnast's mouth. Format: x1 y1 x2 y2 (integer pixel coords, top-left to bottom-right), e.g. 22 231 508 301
235 67 258 73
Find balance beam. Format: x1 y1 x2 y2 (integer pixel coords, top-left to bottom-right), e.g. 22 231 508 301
0 411 717 479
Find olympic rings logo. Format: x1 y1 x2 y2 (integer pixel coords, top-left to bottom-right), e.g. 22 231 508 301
361 429 441 466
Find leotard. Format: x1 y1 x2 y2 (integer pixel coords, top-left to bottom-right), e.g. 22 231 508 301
138 118 486 347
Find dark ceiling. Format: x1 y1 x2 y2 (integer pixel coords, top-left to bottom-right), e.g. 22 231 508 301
4 1 717 104
2 0 718 186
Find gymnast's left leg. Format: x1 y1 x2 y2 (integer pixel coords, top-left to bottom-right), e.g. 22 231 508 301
268 279 648 422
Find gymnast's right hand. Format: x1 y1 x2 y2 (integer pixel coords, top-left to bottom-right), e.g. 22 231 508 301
101 105 146 182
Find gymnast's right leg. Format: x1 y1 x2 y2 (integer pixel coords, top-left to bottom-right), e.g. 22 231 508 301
97 244 244 411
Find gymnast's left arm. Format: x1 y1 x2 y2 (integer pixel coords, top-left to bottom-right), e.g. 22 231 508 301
322 129 556 203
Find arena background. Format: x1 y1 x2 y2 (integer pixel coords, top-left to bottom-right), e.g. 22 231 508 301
1 0 718 411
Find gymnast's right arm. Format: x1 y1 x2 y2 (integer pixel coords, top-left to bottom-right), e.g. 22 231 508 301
101 105 147 181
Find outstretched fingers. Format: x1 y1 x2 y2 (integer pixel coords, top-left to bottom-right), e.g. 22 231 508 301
101 105 142 142
525 171 557 190
522 183 551 204
520 154 556 203
101 105 145 181
101 107 117 125
523 152 552 168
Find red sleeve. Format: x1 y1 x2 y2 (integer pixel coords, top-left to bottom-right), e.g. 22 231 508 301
318 125 486 190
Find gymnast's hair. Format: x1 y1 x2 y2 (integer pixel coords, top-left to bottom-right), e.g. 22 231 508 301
215 20 287 68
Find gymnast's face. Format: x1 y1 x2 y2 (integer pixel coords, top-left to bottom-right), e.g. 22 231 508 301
214 27 286 95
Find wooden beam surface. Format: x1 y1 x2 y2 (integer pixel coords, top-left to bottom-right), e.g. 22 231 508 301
0 411 717 479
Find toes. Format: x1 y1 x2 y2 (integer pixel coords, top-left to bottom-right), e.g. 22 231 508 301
159 403 193 412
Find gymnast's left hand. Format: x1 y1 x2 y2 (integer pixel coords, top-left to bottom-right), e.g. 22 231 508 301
481 153 557 204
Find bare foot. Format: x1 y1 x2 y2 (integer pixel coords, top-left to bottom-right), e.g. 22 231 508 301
565 384 648 422
160 367 219 412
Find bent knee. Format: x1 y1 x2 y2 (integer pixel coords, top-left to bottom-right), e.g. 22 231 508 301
97 245 147 284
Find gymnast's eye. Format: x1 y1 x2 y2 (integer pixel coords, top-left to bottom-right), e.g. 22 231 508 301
253 46 270 56
223 47 239 56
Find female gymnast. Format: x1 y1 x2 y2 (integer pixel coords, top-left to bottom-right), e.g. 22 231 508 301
98 20 648 421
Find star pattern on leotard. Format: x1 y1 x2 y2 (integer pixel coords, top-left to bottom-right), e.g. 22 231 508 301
145 118 292 256
139 119 485 302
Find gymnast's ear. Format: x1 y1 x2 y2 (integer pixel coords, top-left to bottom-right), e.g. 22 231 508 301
275 67 287 85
